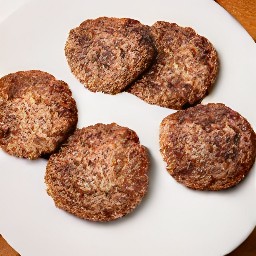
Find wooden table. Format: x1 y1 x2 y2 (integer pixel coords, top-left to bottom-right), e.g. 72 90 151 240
216 0 256 41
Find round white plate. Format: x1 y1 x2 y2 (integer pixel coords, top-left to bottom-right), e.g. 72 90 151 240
0 0 255 255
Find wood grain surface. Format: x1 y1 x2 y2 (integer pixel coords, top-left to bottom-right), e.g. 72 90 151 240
0 235 20 256
226 228 256 256
216 0 256 41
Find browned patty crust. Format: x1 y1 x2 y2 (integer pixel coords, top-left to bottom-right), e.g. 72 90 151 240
0 70 78 159
159 103 256 190
45 123 149 222
128 22 219 109
65 17 156 94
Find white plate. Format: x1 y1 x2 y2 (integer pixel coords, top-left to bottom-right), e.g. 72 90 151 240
0 0 255 255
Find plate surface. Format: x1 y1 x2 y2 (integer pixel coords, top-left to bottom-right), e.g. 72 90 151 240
0 0 255 255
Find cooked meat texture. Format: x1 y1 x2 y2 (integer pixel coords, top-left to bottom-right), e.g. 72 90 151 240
0 70 78 159
45 123 149 222
65 17 156 94
128 22 219 110
159 103 256 190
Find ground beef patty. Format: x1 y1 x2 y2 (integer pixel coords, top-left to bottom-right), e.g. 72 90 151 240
128 22 219 109
159 103 256 190
65 17 156 94
0 70 78 159
45 123 149 222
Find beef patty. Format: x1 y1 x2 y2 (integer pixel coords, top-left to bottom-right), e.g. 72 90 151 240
65 17 156 94
45 123 149 221
0 70 78 159
128 22 219 110
159 103 256 190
